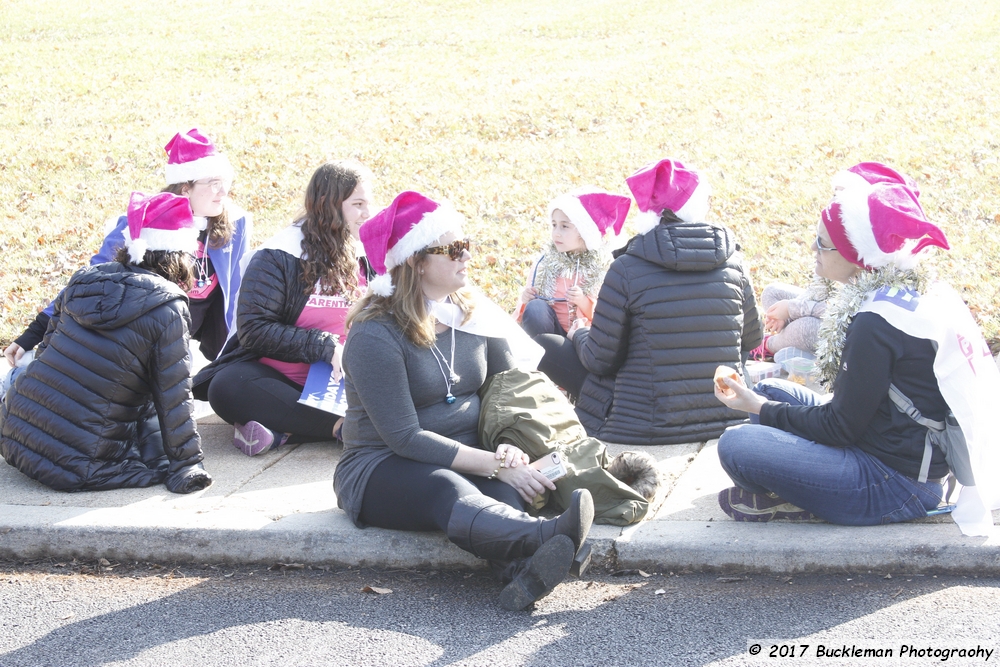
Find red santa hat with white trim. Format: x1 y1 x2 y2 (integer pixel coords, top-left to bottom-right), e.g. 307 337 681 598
547 188 631 251
626 158 712 234
360 191 465 297
125 191 199 263
163 128 234 187
821 181 948 270
831 161 920 197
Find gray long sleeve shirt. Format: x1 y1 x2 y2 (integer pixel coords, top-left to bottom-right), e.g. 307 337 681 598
334 315 514 526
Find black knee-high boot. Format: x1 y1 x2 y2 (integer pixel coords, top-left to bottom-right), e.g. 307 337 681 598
446 488 593 561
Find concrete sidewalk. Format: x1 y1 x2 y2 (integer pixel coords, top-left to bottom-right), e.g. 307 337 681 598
2 410 999 574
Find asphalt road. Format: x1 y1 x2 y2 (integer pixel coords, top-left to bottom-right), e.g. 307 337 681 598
2 559 998 666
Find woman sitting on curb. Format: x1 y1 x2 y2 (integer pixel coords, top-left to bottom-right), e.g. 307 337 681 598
714 165 1000 536
335 191 594 611
0 192 212 493
193 161 373 455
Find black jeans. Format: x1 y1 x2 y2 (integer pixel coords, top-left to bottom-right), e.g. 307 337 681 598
359 454 526 532
207 360 341 442
534 334 589 398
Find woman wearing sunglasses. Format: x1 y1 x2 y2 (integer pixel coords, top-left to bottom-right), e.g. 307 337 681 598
336 191 593 611
3 129 251 371
752 164 921 361
192 160 373 455
714 164 999 535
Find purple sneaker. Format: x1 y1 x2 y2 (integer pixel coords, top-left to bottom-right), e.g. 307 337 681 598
718 487 816 522
233 421 285 457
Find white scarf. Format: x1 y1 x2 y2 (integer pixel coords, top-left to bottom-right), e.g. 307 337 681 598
428 290 544 372
859 282 1000 538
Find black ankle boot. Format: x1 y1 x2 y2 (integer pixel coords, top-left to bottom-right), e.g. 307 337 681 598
497 535 575 611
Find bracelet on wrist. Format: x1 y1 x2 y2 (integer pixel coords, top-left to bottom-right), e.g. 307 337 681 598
487 458 508 480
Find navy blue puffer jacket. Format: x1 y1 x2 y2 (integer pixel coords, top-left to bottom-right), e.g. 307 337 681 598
573 220 763 445
0 263 210 493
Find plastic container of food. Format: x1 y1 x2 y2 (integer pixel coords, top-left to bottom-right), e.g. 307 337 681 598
774 347 821 389
745 361 782 384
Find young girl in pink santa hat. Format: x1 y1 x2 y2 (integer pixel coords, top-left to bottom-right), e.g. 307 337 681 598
335 190 591 611
516 188 630 337
1 192 212 493
3 128 252 370
715 164 1000 537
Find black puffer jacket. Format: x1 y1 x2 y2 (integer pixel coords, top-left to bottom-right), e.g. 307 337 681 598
192 248 339 398
573 220 763 445
0 263 210 492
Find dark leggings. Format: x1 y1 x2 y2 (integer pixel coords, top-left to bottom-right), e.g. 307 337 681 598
359 454 526 532
207 360 341 442
534 334 590 398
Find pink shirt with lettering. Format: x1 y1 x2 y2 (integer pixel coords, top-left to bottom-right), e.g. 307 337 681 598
259 285 350 386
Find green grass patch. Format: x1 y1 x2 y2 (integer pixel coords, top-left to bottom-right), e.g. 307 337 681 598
1 0 998 343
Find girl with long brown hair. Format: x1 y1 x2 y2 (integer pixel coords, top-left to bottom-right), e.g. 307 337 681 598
192 160 373 453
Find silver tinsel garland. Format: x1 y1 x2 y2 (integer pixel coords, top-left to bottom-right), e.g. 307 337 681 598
532 242 609 299
814 265 928 388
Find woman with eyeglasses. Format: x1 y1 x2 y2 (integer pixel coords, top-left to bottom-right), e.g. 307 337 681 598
335 191 594 611
713 163 999 535
193 161 373 455
751 165 921 361
2 129 251 370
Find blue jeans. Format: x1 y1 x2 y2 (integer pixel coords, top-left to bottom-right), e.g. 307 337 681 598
1 365 25 404
520 298 565 337
717 378 944 526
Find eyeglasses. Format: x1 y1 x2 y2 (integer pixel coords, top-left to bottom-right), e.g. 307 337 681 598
424 238 472 261
193 178 230 195
815 235 837 252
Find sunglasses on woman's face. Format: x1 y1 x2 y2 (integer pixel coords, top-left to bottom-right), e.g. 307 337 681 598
424 238 472 261
815 235 837 252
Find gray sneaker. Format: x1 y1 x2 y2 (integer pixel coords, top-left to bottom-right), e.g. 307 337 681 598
718 486 816 522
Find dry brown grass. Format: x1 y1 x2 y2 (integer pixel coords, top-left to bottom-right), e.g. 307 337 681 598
2 0 998 344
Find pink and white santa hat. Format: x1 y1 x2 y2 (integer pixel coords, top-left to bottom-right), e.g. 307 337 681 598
125 191 199 263
831 161 920 198
163 128 234 186
626 158 712 235
821 181 948 270
360 191 465 297
547 188 631 251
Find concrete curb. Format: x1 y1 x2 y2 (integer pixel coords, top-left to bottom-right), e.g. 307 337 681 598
5 504 1000 575
614 521 1000 574
0 504 621 570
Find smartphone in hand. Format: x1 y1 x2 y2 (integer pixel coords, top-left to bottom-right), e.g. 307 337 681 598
531 452 568 482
